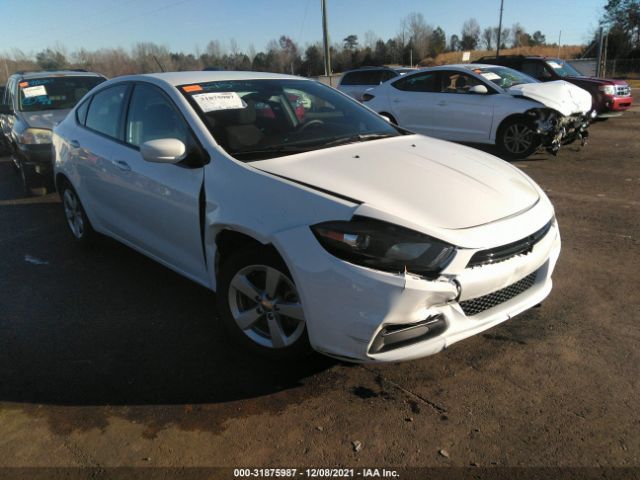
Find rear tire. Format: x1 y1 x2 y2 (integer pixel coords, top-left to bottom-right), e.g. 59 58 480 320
60 181 95 243
217 247 312 360
497 117 540 160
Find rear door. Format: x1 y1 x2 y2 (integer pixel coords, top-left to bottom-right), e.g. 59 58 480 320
387 71 442 136
429 70 495 142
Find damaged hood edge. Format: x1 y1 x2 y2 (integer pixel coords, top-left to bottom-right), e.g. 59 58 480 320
507 80 592 116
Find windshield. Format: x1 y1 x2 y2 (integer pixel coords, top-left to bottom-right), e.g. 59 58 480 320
18 76 105 112
180 79 401 161
471 66 538 89
545 60 583 78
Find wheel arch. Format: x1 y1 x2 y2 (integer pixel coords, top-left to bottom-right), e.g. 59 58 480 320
495 112 534 140
213 228 286 287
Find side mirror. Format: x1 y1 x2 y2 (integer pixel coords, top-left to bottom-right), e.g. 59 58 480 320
469 85 488 94
140 138 186 164
0 104 14 115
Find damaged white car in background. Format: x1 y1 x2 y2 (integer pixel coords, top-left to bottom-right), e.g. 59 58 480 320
53 71 561 363
362 64 593 159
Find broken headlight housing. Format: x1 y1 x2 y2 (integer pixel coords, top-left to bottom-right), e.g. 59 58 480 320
311 216 455 278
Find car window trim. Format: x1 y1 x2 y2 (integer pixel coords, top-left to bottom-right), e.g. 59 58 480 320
121 81 209 167
81 82 132 144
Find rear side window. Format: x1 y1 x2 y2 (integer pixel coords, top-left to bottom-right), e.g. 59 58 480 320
341 70 392 86
125 83 191 147
85 84 128 139
75 98 90 125
393 72 438 92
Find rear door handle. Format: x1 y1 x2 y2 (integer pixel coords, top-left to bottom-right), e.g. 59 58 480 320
392 98 401 103
69 139 80 148
113 160 131 171
437 101 447 106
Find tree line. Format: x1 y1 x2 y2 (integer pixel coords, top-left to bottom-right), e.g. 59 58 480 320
1 13 558 83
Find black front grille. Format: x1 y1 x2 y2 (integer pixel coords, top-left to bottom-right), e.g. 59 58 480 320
467 220 553 268
460 271 538 317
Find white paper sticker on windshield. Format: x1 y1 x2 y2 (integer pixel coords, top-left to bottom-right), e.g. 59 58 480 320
480 72 501 81
547 61 562 69
22 85 47 98
192 92 246 112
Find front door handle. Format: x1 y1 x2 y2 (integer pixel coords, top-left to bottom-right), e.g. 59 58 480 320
437 101 447 106
69 139 80 148
392 98 401 103
113 160 131 171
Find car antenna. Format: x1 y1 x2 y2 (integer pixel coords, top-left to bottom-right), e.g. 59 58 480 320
153 55 166 72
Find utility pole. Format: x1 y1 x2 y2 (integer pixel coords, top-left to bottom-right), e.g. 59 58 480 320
596 27 604 77
321 0 331 77
557 30 562 58
496 0 504 57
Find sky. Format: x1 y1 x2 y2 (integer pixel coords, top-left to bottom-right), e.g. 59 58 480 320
0 0 606 57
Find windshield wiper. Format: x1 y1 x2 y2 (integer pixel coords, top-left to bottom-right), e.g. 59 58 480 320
321 132 397 148
232 145 312 160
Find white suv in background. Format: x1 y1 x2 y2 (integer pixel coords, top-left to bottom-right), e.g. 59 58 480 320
337 66 415 102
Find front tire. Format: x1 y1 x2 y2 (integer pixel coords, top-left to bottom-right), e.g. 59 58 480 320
497 117 540 160
60 182 95 243
217 248 311 359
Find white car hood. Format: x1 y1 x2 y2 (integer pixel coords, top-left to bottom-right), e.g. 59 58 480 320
252 135 540 230
507 80 592 116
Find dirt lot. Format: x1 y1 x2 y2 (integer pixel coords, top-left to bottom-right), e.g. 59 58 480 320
0 101 639 478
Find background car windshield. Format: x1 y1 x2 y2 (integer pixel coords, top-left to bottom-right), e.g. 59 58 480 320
473 66 538 89
181 79 400 161
545 60 583 78
19 76 105 112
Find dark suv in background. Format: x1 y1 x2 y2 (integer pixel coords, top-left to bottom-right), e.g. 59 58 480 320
337 66 416 101
0 70 106 194
477 55 633 118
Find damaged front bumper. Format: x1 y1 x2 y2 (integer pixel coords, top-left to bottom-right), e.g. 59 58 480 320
530 109 595 155
273 213 561 363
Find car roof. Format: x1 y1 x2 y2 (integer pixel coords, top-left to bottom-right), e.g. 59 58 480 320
119 71 307 87
12 70 105 80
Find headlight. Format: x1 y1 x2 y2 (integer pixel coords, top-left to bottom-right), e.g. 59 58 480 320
598 85 615 96
18 128 52 145
311 216 455 277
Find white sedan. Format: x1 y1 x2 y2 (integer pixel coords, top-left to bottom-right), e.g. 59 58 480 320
53 71 560 363
363 64 593 159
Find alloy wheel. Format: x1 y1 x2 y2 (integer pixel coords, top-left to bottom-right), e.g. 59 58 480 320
503 123 534 154
63 189 85 239
228 264 305 349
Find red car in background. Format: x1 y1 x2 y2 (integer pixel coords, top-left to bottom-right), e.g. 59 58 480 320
478 55 633 119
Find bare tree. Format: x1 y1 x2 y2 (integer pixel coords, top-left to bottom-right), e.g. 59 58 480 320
364 30 378 50
461 18 481 50
405 12 433 60
482 27 493 50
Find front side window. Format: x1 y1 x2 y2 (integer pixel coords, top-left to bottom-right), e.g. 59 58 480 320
126 83 190 147
180 79 400 161
85 84 128 139
439 72 485 94
522 61 553 79
18 76 105 112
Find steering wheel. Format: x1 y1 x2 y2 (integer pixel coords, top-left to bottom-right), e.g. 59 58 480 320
298 119 325 131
